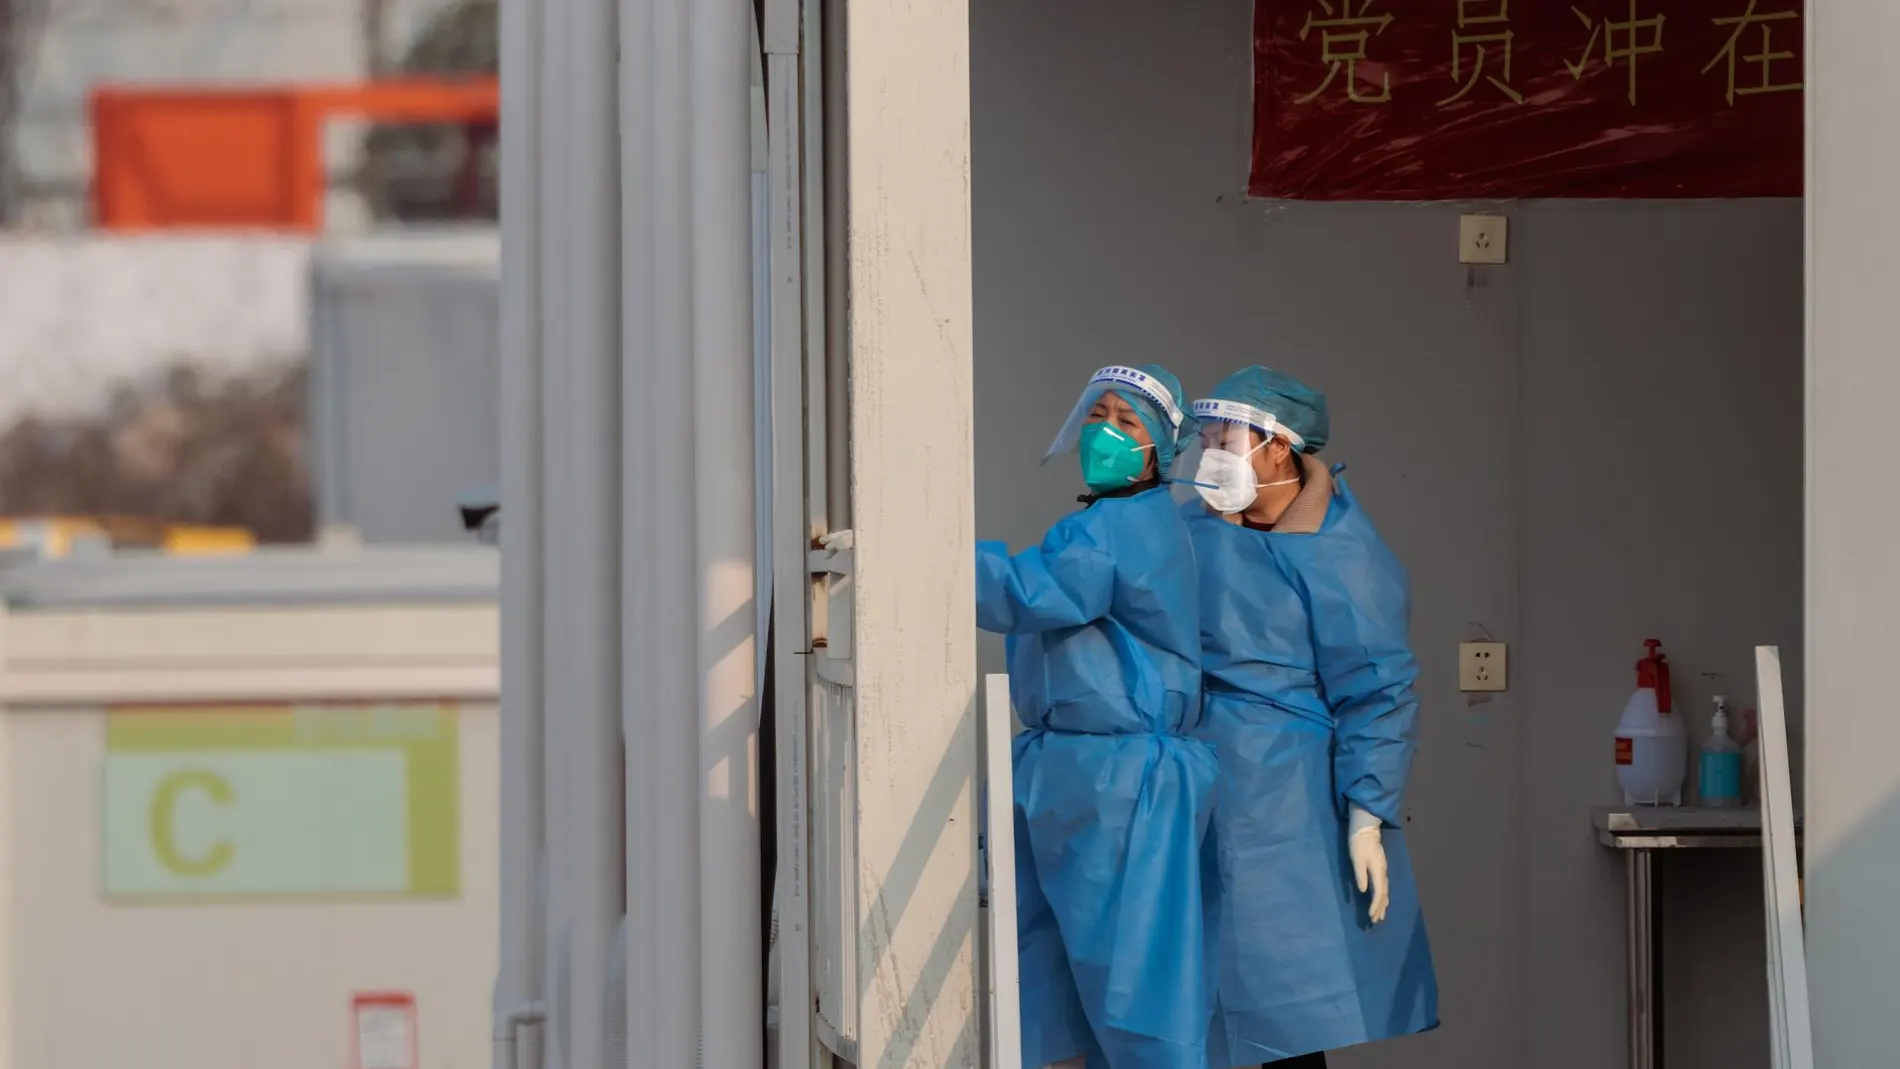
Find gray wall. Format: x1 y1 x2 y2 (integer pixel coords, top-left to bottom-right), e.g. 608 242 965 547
968 3 1802 1068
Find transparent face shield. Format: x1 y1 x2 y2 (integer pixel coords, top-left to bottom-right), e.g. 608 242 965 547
1198 418 1266 457
1189 398 1304 455
1044 365 1185 466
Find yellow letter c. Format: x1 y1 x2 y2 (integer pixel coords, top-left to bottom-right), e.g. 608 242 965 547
150 769 235 877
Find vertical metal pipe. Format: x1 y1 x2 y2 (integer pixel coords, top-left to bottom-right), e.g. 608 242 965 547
800 0 829 542
821 0 850 532
535 0 573 1064
618 0 659 1061
646 0 705 1061
692 0 763 1064
1625 850 1655 1069
762 0 812 1064
496 0 546 1060
564 0 623 1065
750 34 773 694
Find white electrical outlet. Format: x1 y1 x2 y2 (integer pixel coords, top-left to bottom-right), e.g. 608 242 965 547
1459 642 1508 692
1459 214 1508 265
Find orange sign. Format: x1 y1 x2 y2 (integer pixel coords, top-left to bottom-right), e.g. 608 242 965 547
92 79 498 232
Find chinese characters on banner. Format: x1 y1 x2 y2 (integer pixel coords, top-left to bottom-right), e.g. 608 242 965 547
1250 0 1804 199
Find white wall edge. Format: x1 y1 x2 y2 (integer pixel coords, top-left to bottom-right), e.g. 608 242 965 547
0 668 498 707
0 602 499 707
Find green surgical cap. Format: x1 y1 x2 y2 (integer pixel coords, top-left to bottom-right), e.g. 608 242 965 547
1206 365 1330 454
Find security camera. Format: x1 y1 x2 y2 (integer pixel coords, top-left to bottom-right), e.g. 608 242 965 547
456 485 500 545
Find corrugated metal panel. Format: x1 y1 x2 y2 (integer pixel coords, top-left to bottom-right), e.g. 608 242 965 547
308 228 501 544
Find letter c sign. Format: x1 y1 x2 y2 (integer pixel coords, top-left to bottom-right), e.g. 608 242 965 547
149 769 235 877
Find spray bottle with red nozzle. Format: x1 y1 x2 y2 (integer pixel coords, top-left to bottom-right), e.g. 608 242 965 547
1615 638 1688 806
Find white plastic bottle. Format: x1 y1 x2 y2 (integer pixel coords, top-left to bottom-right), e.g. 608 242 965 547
1699 695 1743 809
1615 639 1687 806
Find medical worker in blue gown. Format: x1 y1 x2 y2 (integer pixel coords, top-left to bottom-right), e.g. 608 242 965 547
976 365 1218 1069
1185 367 1439 1068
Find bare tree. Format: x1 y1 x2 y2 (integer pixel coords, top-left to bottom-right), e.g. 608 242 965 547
361 0 391 78
356 0 497 223
0 360 315 543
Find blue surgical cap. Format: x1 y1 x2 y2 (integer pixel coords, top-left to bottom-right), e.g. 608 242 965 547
1115 363 1196 476
1206 365 1330 454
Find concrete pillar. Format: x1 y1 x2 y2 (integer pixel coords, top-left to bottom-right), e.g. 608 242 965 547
842 2 981 1065
1805 2 1900 1063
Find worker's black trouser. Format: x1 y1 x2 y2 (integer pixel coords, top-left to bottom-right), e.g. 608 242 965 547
1264 1054 1328 1068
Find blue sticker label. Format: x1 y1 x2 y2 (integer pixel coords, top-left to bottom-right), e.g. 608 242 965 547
1699 751 1743 804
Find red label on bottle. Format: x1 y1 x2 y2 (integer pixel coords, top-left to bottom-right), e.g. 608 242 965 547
1615 737 1634 766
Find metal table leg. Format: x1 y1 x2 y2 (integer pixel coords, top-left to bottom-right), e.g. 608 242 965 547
1625 849 1659 1069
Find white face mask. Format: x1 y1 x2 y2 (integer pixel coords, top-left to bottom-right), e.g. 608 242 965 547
1193 445 1300 514
1194 449 1257 514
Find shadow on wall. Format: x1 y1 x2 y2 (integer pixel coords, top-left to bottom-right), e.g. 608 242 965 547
0 359 313 542
861 699 979 1069
1806 783 1900 1067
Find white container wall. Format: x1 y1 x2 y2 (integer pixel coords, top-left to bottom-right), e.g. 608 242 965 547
0 549 499 1069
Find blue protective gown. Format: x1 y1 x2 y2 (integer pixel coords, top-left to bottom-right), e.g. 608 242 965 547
1185 478 1439 1066
976 486 1219 1069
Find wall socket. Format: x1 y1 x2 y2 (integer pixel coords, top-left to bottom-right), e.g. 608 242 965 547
1459 214 1509 264
1459 642 1509 692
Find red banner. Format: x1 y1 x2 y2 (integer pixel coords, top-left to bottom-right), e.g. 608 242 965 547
1249 0 1804 199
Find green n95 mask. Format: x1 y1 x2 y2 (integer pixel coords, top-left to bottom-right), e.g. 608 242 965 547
1078 422 1152 493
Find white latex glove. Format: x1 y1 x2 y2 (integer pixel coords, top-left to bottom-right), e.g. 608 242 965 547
1348 804 1390 925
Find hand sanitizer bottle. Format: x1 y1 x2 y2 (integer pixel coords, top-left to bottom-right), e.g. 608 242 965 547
1699 694 1743 809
